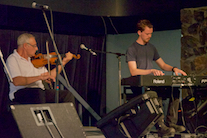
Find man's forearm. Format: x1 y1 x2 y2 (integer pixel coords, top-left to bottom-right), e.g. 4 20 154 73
13 76 42 86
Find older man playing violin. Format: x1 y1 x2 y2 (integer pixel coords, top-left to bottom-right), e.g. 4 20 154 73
6 33 75 105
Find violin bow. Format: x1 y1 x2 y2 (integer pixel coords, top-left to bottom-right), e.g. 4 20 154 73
46 41 53 89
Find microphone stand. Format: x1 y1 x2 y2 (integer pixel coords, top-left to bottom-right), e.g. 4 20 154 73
0 49 13 83
55 59 60 103
40 8 101 121
90 49 125 105
41 9 70 103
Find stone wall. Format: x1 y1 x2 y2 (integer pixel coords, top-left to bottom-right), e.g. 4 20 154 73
180 6 207 75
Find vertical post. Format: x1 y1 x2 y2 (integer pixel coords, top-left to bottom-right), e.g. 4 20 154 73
55 60 59 103
118 56 122 105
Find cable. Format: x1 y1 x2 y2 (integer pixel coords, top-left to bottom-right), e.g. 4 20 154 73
170 86 176 120
100 16 107 53
179 85 191 134
101 16 107 35
189 86 199 133
195 125 207 134
108 16 119 34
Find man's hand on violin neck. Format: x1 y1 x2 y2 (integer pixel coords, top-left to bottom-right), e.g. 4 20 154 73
62 52 73 65
40 72 55 82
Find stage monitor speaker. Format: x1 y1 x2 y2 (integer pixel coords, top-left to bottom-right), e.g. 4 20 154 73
10 103 86 138
96 91 163 138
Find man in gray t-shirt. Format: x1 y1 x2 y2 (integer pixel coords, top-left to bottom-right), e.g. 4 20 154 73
126 19 187 137
126 41 160 71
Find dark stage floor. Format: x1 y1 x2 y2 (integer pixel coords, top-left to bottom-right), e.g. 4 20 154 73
1 111 206 138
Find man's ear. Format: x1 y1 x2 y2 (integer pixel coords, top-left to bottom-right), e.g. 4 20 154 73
137 30 141 35
23 43 28 49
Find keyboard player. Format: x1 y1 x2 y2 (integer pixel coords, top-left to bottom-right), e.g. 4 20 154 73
126 19 187 137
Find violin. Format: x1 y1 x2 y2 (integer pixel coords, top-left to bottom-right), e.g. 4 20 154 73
31 52 81 68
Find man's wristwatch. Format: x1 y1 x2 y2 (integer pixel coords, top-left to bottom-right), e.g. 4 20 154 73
172 66 177 72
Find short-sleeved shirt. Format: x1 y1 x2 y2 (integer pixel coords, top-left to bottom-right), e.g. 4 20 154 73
126 41 160 69
6 49 47 100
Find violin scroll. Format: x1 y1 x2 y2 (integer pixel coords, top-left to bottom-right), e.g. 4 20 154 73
73 54 81 59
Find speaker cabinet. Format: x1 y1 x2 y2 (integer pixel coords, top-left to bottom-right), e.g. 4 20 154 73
96 91 163 138
10 103 86 138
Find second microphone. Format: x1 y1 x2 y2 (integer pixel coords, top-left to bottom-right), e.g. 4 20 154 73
80 44 97 56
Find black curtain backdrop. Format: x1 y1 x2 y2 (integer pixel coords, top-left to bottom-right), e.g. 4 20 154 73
0 30 106 126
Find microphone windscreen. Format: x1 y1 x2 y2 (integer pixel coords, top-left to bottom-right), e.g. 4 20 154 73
32 2 37 8
80 44 86 49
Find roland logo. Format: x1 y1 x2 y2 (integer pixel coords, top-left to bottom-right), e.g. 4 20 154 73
153 79 165 84
201 79 207 83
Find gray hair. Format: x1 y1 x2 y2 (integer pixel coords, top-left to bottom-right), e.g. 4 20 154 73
17 33 35 47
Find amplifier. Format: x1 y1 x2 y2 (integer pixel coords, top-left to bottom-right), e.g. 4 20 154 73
96 91 163 138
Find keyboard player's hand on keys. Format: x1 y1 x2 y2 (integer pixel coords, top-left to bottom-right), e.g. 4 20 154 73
151 69 165 76
173 68 187 76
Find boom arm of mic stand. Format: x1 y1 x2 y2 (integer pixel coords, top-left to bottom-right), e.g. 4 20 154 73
92 49 126 57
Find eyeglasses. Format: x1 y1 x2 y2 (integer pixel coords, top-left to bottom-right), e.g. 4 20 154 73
27 43 37 48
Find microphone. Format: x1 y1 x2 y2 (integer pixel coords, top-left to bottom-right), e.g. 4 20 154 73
32 2 49 10
80 44 97 56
